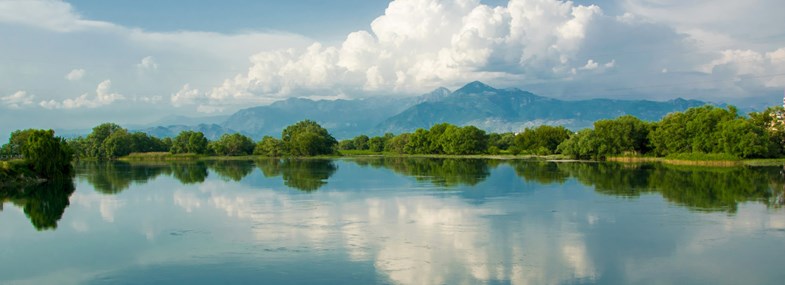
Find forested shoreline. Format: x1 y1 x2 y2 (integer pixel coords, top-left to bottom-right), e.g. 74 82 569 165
2 104 785 182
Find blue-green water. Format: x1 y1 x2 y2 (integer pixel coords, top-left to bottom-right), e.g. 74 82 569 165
2 158 785 284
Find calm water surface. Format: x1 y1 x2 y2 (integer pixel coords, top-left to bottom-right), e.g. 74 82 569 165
2 158 785 284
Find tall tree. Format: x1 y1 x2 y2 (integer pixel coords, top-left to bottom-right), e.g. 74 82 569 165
281 120 337 156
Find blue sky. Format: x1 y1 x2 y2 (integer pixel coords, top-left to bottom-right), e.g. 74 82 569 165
1 0 785 139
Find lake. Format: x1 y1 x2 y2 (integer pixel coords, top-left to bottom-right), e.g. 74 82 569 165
2 158 785 284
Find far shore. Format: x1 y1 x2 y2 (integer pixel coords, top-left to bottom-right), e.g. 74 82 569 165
114 152 785 167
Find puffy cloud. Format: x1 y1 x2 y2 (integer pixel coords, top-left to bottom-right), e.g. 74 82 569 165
137 56 158 71
171 84 203 107
1 91 35 109
201 0 605 107
39 80 125 109
703 48 785 88
65 68 85 81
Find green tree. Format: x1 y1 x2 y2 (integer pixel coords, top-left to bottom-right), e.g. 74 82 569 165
592 115 651 155
440 125 488 155
211 133 255 156
86 123 125 159
254 136 284 157
281 120 337 156
352 135 370 150
513 125 572 155
102 129 132 159
368 136 386 152
171 131 208 154
386 133 410 154
338 139 356 150
404 129 430 154
2 129 35 156
21 129 73 179
488 132 515 151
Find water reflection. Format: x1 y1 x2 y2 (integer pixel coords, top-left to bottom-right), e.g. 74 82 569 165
554 163 778 212
255 159 337 192
70 159 785 213
76 162 169 194
2 159 785 285
353 157 493 187
208 160 255 182
0 178 75 230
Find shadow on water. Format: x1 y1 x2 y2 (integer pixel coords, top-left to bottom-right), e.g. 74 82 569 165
0 177 75 231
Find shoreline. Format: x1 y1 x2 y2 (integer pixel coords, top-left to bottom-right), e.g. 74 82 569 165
114 152 785 167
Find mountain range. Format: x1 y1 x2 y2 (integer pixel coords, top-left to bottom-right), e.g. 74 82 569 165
138 81 711 140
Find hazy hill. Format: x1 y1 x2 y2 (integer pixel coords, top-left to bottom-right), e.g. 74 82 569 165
377 81 708 133
139 81 712 139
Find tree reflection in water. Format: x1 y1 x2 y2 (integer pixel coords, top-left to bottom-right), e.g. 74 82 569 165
519 161 780 213
72 159 785 212
353 157 493 187
208 160 254 182
0 178 75 231
255 159 337 192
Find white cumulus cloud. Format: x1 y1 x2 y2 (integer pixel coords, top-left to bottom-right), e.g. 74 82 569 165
65 68 85 81
1 91 35 109
39 80 125 109
137 56 158 71
195 0 607 110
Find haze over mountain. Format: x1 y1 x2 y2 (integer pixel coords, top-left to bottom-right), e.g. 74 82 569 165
136 81 711 140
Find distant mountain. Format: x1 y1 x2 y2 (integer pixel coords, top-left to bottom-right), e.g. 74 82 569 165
146 114 228 127
140 124 241 140
138 81 713 140
220 96 420 139
376 81 709 133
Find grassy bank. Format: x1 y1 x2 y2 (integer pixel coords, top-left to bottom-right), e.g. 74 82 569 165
607 153 761 167
119 152 201 161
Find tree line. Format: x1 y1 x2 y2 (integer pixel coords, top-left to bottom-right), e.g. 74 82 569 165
3 104 784 162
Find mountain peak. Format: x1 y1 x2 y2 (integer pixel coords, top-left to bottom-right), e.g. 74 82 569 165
416 87 452 103
456 81 496 94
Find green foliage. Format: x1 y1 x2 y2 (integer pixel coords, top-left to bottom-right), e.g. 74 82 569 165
488 132 515 151
21 129 73 179
254 136 283 157
352 135 369 150
404 129 430 154
593 115 651 155
281 120 338 156
86 123 124 159
513 125 572 155
439 125 488 155
401 123 488 155
338 139 355 150
368 136 386 152
171 131 209 154
211 133 255 156
3 129 35 156
649 106 775 158
385 133 410 154
557 129 601 159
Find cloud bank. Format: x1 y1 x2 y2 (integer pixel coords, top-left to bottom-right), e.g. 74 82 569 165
0 0 784 129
